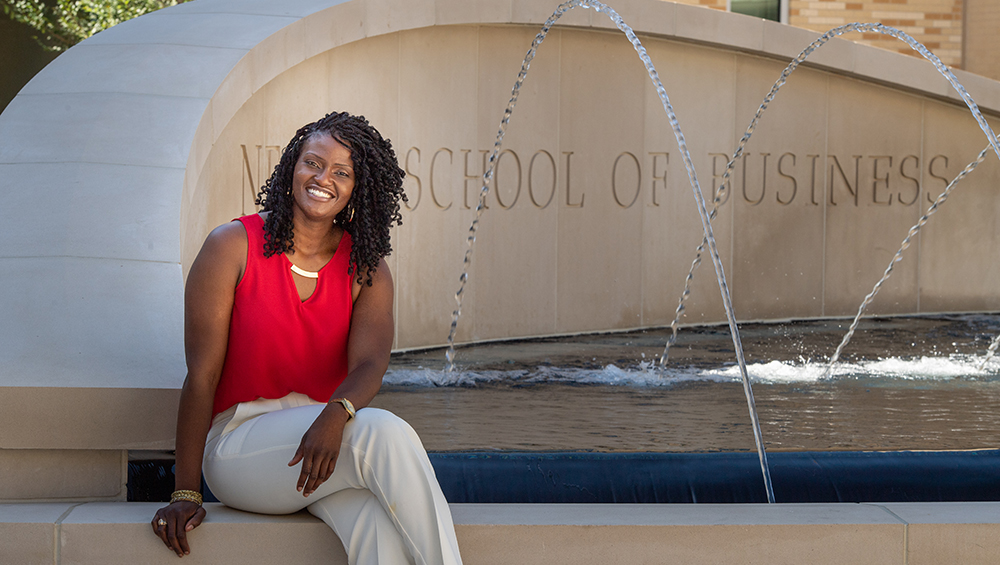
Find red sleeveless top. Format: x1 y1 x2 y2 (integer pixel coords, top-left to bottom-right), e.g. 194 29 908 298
212 214 354 417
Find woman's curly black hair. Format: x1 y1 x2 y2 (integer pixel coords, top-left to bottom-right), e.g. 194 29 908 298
255 111 406 286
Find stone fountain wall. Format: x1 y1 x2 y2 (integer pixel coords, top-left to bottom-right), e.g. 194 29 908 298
1 0 999 500
183 7 1000 350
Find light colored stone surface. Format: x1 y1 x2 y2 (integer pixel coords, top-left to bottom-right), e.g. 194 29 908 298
18 44 246 98
639 39 735 326
674 1 764 52
554 29 645 334
472 26 561 339
451 502 902 525
0 503 71 565
9 501 1000 564
2 0 1000 497
730 57 827 320
884 502 1000 565
918 103 1000 313
79 11 298 49
822 79 923 317
0 163 182 262
394 26 483 346
0 259 183 389
511 0 592 28
0 92 203 169
0 450 125 501
761 20 856 72
0 388 178 450
59 503 346 565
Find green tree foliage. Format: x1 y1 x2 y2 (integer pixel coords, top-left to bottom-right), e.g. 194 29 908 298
2 0 191 52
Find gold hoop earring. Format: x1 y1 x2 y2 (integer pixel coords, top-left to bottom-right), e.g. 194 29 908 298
348 205 355 223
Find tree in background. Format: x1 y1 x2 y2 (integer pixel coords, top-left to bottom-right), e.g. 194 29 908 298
2 0 191 52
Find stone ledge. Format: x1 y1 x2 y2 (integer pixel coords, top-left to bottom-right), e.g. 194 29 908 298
3 501 1000 564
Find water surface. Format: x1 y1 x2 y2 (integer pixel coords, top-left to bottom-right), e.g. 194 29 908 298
373 315 1000 452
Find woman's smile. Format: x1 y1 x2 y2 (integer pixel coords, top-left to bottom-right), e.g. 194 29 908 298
292 132 355 219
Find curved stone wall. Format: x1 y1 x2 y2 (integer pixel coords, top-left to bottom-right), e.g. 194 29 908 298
183 2 1000 350
0 0 999 470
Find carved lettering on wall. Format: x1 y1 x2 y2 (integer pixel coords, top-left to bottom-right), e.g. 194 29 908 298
928 155 950 203
829 155 861 206
461 149 489 210
898 155 920 206
776 152 797 205
808 154 821 205
649 152 668 207
871 155 892 205
429 148 453 210
612 152 641 208
494 149 522 210
404 147 421 211
239 144 956 214
529 150 557 209
741 152 769 206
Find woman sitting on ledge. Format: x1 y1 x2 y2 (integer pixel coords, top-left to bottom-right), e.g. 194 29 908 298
152 111 463 565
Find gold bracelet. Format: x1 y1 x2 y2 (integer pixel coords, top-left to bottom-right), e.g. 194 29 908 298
170 489 203 506
329 397 356 420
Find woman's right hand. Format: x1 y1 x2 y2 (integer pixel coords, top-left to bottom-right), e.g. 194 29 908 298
152 501 206 557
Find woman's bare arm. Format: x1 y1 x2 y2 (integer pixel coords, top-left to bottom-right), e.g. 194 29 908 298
153 221 246 557
288 257 394 496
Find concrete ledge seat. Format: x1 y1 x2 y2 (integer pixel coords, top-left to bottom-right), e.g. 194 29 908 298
4 501 1000 564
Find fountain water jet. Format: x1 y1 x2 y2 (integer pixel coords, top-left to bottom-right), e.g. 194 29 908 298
443 0 775 503
828 146 993 375
660 23 1000 370
440 3 1000 509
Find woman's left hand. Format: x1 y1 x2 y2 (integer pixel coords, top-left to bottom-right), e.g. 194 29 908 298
288 405 350 496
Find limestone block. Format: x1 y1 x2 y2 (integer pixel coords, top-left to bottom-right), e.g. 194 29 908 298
918 103 1000 313
0 503 70 564
0 388 179 451
0 450 125 502
18 44 246 99
822 79 923 317
79 11 297 50
452 503 905 565
730 56 827 320
472 26 562 339
58 502 346 565
673 2 764 53
0 92 204 170
884 502 1000 565
0 163 181 263
639 39 736 326
393 26 482 347
761 20 856 73
0 258 184 390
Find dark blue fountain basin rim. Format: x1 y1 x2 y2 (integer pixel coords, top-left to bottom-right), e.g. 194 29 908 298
427 450 1000 504
128 450 1000 504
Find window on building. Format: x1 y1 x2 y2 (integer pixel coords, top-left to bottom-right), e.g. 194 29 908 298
730 0 782 22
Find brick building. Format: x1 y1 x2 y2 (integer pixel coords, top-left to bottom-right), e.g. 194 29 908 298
680 0 1000 80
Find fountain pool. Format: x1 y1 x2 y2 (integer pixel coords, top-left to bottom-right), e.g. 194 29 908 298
336 315 1000 504
378 315 1000 453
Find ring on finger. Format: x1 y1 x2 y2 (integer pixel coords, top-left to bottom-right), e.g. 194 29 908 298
157 518 167 527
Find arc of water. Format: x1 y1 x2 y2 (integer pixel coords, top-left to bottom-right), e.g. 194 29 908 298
442 0 775 503
826 146 992 374
584 0 774 503
659 22 1000 367
443 0 581 371
981 328 1000 370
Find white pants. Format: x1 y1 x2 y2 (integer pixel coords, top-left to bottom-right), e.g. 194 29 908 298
203 394 463 565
